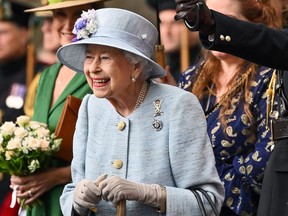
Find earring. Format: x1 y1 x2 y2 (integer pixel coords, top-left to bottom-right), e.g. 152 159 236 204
132 77 136 82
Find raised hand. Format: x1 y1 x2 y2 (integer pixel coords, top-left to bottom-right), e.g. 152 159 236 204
174 0 215 35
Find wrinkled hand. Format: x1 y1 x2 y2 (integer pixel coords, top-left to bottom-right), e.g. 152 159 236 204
174 0 215 35
98 176 162 207
73 174 107 215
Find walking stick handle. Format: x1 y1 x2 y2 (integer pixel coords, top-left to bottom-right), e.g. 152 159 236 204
116 200 126 216
155 44 167 83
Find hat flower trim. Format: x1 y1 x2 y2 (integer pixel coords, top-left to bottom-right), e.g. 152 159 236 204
72 9 98 42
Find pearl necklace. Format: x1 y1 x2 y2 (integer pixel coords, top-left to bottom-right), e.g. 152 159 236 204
134 81 148 111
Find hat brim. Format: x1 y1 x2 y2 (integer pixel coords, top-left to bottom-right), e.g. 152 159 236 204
34 11 53 17
25 0 107 13
57 36 166 79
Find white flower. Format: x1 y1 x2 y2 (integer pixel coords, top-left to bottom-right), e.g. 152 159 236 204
36 127 50 139
1 122 16 135
14 127 28 139
16 115 31 127
81 9 97 20
28 159 40 173
5 150 13 160
86 19 98 34
7 138 22 150
27 137 41 150
40 139 50 151
21 147 29 154
76 29 90 39
0 144 3 153
29 121 47 130
51 138 61 152
80 10 90 19
20 138 29 154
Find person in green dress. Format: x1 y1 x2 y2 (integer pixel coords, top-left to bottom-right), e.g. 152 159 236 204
9 1 107 216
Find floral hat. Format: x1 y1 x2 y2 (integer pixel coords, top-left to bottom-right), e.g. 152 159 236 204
25 0 107 12
57 8 166 79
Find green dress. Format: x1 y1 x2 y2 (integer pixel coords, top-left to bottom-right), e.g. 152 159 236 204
27 63 92 216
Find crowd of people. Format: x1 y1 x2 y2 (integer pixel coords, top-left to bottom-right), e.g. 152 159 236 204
0 0 287 215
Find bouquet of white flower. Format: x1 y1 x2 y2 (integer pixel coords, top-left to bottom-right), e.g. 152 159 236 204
0 115 62 209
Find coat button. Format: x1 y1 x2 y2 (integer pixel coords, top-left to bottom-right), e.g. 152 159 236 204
117 121 126 131
113 159 123 169
225 36 231 42
220 35 225 41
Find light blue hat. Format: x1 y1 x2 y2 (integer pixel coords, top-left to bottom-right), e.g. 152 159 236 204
57 8 166 79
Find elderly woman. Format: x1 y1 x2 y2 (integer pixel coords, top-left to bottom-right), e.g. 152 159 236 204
9 1 105 216
57 8 224 215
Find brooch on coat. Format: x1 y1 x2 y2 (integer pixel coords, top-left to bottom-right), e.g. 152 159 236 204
152 99 163 131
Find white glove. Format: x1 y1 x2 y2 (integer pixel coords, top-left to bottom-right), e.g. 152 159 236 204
73 174 107 215
98 175 162 207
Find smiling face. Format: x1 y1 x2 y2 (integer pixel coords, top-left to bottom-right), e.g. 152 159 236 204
83 44 140 101
52 4 93 45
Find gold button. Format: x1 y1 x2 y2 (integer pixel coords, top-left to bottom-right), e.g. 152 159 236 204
220 35 225 41
113 160 123 169
225 36 231 42
117 121 126 131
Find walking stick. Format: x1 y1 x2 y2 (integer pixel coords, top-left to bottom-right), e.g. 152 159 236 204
26 14 37 88
26 42 35 88
155 44 166 68
154 0 167 83
90 200 126 215
116 200 126 216
180 24 190 72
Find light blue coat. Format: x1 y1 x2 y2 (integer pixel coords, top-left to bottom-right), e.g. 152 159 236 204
60 81 224 216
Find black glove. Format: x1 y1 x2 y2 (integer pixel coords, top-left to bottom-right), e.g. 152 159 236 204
174 0 215 35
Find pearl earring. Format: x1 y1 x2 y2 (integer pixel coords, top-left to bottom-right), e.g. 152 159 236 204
132 77 136 82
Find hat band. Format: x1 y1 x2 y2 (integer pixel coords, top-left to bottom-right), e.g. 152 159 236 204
48 0 63 5
91 28 154 57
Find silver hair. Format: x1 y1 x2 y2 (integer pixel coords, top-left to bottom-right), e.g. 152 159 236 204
123 51 153 81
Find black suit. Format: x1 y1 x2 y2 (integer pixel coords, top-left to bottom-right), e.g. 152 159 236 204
198 11 288 216
200 11 288 70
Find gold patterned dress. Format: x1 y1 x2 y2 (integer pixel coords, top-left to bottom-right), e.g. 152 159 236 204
179 65 275 216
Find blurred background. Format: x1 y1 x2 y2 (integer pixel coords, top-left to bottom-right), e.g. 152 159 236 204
12 0 158 24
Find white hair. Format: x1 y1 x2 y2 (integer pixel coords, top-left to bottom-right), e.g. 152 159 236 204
123 51 153 80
